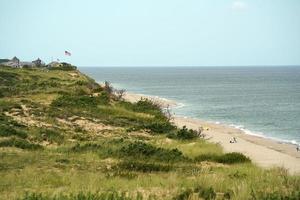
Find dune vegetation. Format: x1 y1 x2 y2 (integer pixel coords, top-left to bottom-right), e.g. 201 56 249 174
0 66 299 200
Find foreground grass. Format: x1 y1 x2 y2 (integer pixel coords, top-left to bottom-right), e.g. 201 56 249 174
0 66 299 200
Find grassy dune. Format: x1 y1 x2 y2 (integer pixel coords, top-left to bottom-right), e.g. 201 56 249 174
0 66 299 200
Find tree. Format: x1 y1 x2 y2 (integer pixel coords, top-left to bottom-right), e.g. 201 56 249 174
103 81 113 95
115 89 126 100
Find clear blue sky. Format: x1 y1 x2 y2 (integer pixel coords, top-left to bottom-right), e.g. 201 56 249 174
0 0 299 66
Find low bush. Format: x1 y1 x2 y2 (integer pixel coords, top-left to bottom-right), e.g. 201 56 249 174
194 186 216 200
120 141 185 162
143 121 175 134
70 143 102 152
195 152 251 164
168 126 200 140
216 152 251 164
51 93 109 109
0 137 42 150
134 99 162 114
49 63 77 71
172 189 193 200
250 190 300 200
51 95 97 108
118 161 172 172
39 129 64 144
0 124 27 139
105 170 137 179
19 191 145 200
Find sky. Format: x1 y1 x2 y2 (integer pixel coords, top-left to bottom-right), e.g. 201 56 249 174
0 0 300 67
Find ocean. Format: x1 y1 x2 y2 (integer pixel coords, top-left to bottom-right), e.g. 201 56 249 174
80 67 300 145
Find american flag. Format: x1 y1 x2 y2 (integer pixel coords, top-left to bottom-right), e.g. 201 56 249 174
64 51 71 56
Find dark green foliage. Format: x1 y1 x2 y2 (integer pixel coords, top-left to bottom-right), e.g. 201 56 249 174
118 161 172 172
105 170 137 179
71 143 102 152
134 99 162 114
194 153 216 162
251 190 300 200
0 59 10 63
49 63 77 71
216 152 251 164
55 158 70 164
172 189 193 200
19 191 145 200
120 141 185 162
51 95 97 107
0 71 20 97
143 121 175 134
98 92 110 104
228 170 247 179
223 190 233 199
0 70 20 85
39 129 64 144
195 152 251 164
117 100 176 134
194 186 216 200
0 137 42 150
103 81 114 95
168 126 199 140
51 94 109 108
0 100 22 112
0 124 27 139
119 99 169 119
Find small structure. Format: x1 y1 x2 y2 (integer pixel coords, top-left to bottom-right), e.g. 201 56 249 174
0 57 46 68
2 56 21 67
47 61 62 68
11 56 20 63
32 58 45 67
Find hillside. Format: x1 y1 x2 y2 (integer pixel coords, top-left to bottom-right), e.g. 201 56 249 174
0 66 299 200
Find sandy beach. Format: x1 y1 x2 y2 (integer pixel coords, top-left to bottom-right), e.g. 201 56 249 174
124 92 300 174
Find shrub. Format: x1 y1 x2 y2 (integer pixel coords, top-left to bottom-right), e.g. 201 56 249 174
71 143 102 152
172 189 193 200
195 152 251 164
105 170 137 179
118 161 172 172
120 141 185 162
103 81 114 95
49 63 77 71
51 95 97 108
134 99 162 113
98 92 110 104
143 121 175 134
55 158 70 164
0 124 27 139
250 190 300 200
39 129 64 144
195 186 216 200
170 126 199 140
0 137 42 150
216 152 251 164
194 153 217 162
19 191 145 200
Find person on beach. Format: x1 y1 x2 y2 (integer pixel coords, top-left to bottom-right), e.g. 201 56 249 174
230 137 238 143
233 137 237 143
297 145 300 152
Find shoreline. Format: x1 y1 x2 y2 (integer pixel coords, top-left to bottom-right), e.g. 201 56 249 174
123 92 300 174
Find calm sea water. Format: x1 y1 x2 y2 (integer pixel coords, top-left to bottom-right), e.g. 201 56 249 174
80 67 300 145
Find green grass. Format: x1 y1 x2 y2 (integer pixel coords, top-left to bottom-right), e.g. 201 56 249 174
0 137 42 150
0 66 299 200
195 152 251 164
